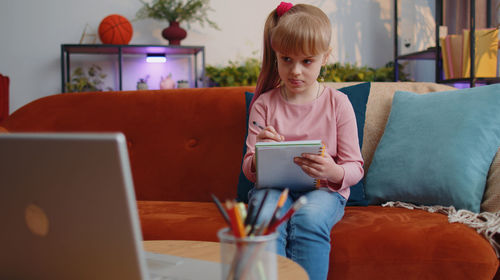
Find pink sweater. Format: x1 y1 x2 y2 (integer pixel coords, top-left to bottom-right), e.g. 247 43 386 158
242 86 364 199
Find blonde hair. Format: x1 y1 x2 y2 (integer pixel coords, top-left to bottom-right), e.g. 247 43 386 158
252 4 332 106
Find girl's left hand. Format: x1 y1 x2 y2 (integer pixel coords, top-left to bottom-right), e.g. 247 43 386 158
293 146 344 184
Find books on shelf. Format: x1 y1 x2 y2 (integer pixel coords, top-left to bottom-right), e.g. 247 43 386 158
255 140 324 191
449 34 463 79
462 28 498 78
441 37 451 79
440 28 498 80
439 36 451 79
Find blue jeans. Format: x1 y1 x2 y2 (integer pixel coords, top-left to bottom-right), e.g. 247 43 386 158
248 188 346 280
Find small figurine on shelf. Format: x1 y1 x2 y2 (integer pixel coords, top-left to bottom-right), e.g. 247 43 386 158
177 80 189 88
137 75 149 90
160 74 175 89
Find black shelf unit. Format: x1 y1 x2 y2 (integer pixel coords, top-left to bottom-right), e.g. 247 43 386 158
394 0 499 87
61 44 205 93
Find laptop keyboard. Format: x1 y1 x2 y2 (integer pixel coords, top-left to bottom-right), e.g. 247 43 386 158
146 252 185 280
149 273 188 280
147 257 183 270
144 251 220 280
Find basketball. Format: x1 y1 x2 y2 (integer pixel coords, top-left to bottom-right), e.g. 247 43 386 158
98 14 133 45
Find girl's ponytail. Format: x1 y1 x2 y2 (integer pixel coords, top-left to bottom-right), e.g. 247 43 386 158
250 11 280 110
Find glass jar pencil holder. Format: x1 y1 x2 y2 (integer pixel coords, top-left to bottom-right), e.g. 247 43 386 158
217 227 278 280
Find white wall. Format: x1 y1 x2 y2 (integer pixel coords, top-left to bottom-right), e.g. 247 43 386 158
0 0 435 113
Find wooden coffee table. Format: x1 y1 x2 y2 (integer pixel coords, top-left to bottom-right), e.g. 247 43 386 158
143 240 309 280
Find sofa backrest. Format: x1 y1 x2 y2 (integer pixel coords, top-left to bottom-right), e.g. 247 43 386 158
0 87 254 202
3 83 499 211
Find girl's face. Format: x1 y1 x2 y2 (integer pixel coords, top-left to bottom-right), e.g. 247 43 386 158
276 51 328 95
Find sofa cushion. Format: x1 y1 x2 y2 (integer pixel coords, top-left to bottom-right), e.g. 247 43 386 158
483 150 500 212
336 82 370 206
138 200 227 241
330 206 498 279
236 91 256 203
365 84 500 213
324 82 500 212
323 82 456 172
138 201 499 279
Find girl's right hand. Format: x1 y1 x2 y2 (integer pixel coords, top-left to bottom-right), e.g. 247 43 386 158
256 125 285 143
251 126 284 172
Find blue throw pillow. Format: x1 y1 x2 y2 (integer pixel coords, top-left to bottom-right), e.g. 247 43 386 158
236 91 255 202
365 84 500 213
338 82 370 206
237 83 371 206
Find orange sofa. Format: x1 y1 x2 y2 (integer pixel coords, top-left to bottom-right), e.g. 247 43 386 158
1 83 498 279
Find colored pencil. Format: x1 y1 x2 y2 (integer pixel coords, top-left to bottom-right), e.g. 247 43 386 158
211 194 231 226
247 189 269 236
265 196 307 234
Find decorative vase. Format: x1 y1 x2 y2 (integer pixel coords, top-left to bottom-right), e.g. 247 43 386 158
162 21 187 45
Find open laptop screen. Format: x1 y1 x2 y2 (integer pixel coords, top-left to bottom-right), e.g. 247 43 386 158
0 133 149 280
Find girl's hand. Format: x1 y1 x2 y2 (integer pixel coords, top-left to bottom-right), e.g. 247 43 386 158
256 125 285 143
293 146 344 184
252 125 284 171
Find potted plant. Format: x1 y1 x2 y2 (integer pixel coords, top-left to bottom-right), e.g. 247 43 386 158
205 57 261 87
65 65 112 93
136 0 219 45
137 75 150 90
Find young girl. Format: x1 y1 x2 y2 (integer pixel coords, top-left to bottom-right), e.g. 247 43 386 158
242 2 364 279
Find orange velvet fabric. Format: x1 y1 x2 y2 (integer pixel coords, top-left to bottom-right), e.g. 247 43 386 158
1 87 254 202
3 86 499 279
137 201 227 241
330 206 498 280
138 201 498 280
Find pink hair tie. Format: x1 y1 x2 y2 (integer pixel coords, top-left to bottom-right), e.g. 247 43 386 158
276 2 293 17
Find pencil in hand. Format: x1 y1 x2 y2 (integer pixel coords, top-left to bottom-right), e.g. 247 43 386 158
252 121 265 130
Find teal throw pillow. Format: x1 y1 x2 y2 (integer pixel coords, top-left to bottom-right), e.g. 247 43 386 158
237 82 371 205
338 82 370 206
365 84 500 213
236 91 255 202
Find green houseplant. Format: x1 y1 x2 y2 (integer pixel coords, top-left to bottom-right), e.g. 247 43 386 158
206 58 261 87
136 0 218 45
205 58 410 87
320 62 411 82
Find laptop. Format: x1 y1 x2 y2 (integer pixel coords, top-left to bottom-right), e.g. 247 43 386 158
0 132 220 280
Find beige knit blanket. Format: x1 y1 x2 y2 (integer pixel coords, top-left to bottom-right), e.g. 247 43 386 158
383 201 500 257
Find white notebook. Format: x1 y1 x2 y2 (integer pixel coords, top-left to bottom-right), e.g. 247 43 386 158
255 140 325 191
